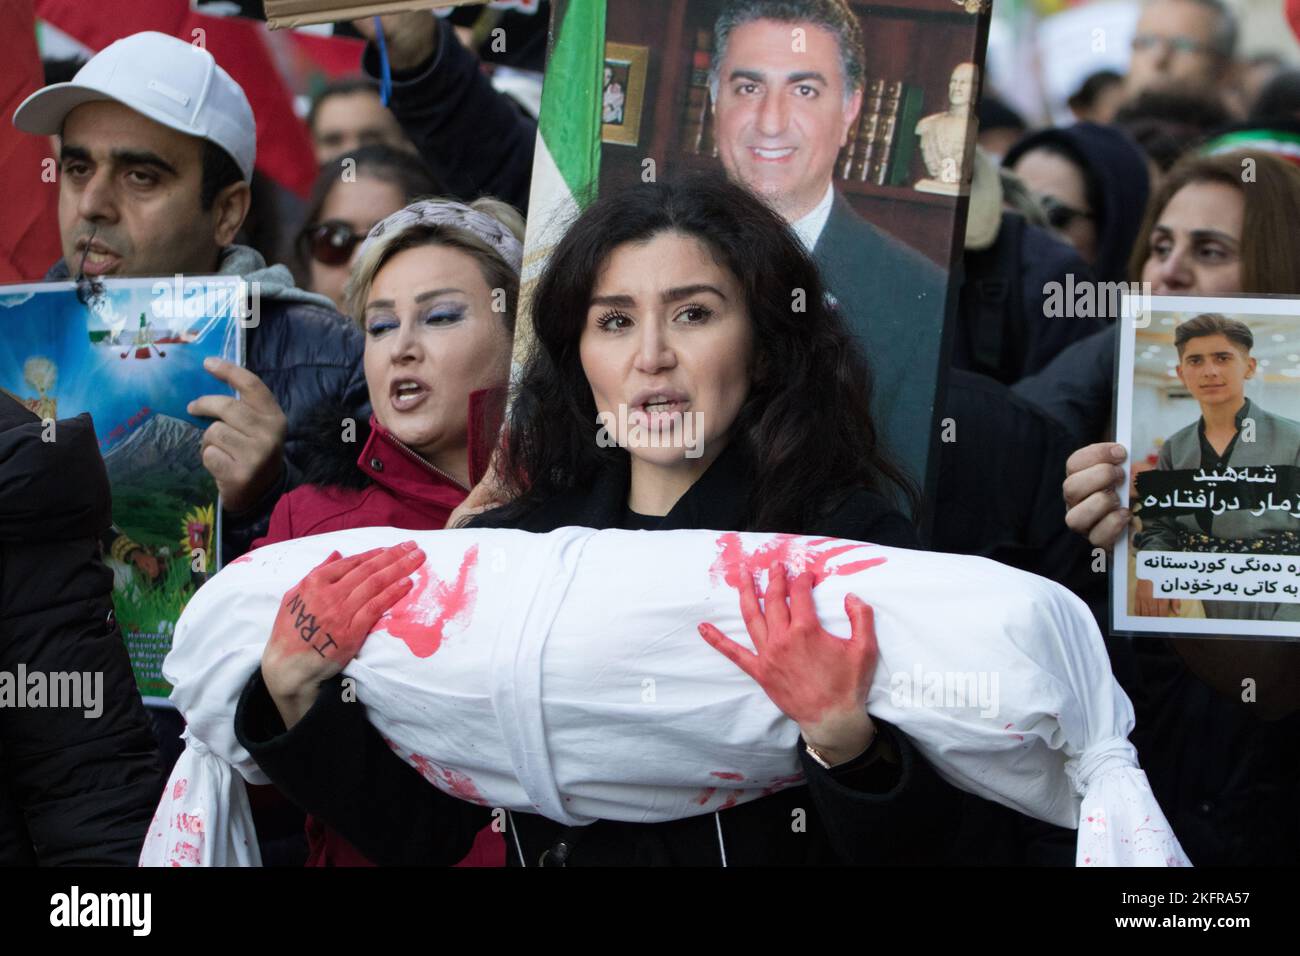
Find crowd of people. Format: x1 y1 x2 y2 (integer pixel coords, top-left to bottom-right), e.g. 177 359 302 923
3 0 1298 868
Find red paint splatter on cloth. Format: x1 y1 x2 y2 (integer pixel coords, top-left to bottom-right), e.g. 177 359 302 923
709 533 887 594
410 753 489 805
719 790 745 811
710 771 744 781
1003 723 1025 742
379 546 479 658
759 772 807 798
170 840 201 865
172 778 188 800
228 554 254 566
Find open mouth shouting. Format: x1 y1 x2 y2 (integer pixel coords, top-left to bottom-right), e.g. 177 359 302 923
390 376 432 412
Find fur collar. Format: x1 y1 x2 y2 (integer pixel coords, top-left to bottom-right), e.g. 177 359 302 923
299 402 374 492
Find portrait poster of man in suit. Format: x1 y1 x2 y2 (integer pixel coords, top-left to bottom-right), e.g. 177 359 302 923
705 0 949 495
1117 305 1300 639
574 0 989 505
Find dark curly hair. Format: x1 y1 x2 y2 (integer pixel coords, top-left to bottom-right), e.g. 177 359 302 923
484 172 916 533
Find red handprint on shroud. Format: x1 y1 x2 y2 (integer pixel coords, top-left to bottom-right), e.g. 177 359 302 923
709 533 887 594
379 546 479 658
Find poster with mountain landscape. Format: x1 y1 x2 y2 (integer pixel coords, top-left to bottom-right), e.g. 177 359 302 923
0 277 243 703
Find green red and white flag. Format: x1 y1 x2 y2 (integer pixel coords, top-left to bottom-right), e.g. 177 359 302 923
520 0 605 290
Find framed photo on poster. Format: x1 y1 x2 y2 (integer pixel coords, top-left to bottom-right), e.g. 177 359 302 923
601 42 649 145
523 0 990 513
1113 292 1300 642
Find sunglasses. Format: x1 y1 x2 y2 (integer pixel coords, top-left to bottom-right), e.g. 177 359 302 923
301 220 369 267
1040 195 1094 232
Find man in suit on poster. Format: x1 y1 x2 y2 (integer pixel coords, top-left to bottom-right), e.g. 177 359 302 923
709 0 948 487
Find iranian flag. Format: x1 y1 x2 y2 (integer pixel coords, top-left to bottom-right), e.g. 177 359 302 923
519 0 605 291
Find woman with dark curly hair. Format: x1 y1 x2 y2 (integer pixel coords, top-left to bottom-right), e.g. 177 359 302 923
237 173 967 866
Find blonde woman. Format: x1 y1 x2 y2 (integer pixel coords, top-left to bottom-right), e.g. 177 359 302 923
252 197 521 866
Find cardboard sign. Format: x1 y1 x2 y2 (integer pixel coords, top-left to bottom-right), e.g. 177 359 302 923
263 0 485 30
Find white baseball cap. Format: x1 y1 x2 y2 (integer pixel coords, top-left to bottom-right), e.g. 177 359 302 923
13 31 256 182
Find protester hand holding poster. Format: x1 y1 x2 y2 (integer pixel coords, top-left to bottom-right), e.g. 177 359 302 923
521 0 989 514
1113 293 1300 641
0 276 244 700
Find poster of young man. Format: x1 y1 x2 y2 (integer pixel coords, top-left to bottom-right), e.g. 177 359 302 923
1113 294 1300 641
0 276 244 698
522 0 989 505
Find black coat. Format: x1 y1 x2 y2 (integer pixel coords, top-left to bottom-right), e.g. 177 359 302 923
0 395 165 865
235 445 975 865
361 17 536 212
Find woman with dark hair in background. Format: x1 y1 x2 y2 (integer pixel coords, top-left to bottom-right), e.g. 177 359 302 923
289 144 441 313
1017 149 1300 451
1004 122 1150 282
1036 149 1300 866
234 173 975 866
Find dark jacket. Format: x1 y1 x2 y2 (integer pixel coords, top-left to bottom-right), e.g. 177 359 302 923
235 444 973 866
362 18 537 211
934 370 1095 596
0 394 165 865
45 251 370 561
954 212 1108 386
1128 639 1300 865
1011 323 1116 448
813 192 948 491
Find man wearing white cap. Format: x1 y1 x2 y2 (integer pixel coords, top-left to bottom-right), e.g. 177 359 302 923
13 31 368 561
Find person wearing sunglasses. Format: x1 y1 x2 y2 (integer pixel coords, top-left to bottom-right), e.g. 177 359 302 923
1126 0 1238 101
1004 122 1151 283
291 144 441 313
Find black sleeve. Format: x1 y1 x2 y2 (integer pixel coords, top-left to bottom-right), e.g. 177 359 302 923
220 459 299 563
362 22 537 211
0 587 164 866
234 670 491 866
1011 324 1117 447
813 490 920 550
800 719 962 864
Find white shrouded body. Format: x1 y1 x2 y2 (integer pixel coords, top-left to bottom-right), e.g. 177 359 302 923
141 527 1189 867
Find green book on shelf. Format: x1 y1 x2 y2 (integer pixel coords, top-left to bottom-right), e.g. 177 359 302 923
887 85 927 188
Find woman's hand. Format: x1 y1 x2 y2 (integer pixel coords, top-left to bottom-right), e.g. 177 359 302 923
698 564 878 767
1063 442 1135 548
261 542 425 727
